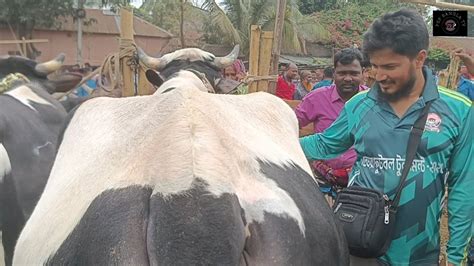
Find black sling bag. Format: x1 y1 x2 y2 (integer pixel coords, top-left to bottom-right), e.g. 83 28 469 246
332 102 432 258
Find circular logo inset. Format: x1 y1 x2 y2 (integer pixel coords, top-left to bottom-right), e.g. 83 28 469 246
444 19 457 32
434 11 467 36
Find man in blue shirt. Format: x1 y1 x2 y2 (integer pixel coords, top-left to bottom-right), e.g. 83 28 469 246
312 67 333 90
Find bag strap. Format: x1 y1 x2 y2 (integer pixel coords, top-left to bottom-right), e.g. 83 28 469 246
391 101 432 210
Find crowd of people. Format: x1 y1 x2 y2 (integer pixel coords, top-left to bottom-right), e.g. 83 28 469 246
275 56 473 103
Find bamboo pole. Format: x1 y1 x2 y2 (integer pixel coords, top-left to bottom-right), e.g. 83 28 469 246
6 23 25 57
257 31 274 92
446 56 461 90
116 8 155 97
268 0 287 95
0 39 48 44
21 37 27 57
77 0 85 66
120 8 135 97
400 0 474 12
248 25 261 93
180 0 185 48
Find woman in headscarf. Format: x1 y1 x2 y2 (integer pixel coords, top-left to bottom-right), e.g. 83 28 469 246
293 70 313 100
223 59 248 94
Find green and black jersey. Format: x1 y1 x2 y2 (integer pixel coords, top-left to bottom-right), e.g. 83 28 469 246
300 68 473 265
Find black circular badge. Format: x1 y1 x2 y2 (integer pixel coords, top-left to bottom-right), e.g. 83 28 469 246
433 10 468 37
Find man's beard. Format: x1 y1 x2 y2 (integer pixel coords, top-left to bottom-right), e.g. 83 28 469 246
377 67 417 102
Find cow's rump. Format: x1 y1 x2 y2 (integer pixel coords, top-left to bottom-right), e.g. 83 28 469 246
14 88 348 265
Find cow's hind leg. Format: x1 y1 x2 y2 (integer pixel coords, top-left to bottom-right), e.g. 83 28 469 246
0 172 24 266
147 178 246 265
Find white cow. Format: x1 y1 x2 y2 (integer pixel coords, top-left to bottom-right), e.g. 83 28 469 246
14 49 348 265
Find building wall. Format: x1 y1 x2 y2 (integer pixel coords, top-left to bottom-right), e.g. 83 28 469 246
0 28 170 65
306 42 333 58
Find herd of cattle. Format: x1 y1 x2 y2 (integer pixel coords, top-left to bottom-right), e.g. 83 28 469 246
0 46 349 265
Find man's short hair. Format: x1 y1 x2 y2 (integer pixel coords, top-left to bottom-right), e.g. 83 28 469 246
334 48 363 68
323 67 334 78
362 8 429 58
287 63 298 70
300 70 311 79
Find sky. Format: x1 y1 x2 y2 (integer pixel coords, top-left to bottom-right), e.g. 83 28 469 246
130 0 143 8
130 0 216 9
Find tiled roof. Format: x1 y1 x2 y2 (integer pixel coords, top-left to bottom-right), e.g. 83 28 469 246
431 36 474 54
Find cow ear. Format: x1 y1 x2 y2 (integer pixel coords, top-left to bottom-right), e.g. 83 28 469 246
146 69 164 87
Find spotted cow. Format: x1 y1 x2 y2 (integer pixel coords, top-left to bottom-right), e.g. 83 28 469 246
14 47 349 265
0 54 81 265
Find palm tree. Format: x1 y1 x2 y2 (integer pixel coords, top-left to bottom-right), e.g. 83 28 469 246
202 0 330 55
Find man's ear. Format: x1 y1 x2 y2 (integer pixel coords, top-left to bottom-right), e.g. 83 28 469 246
145 69 164 87
415 50 428 69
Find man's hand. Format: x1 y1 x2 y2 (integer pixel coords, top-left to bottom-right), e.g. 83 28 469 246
453 48 474 75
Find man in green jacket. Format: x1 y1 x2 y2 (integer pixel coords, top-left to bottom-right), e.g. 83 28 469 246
300 9 473 266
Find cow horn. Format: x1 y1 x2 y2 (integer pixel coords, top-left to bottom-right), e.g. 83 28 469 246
213 45 240 69
35 53 65 75
137 48 167 71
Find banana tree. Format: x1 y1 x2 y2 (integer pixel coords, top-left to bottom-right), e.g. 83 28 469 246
202 0 331 55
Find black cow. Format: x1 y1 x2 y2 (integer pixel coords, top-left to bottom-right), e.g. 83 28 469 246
0 54 81 265
14 46 349 265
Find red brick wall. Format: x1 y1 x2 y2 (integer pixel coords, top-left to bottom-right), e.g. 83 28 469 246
0 28 170 65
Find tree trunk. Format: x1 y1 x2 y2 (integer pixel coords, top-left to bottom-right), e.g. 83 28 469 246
268 0 287 95
298 35 307 55
180 0 185 48
16 21 39 59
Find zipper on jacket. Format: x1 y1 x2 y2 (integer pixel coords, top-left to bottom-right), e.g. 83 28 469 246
384 205 390 224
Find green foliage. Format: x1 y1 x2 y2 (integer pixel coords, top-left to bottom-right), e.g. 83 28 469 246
298 0 326 15
201 13 228 44
100 0 130 7
84 0 131 8
198 0 429 55
205 0 242 45
298 0 350 15
0 0 131 58
427 48 450 71
201 0 330 55
131 0 432 57
0 0 76 30
138 0 181 33
310 0 428 48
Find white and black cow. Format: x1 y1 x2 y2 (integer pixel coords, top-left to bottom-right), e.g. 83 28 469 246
0 54 81 265
14 47 349 265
